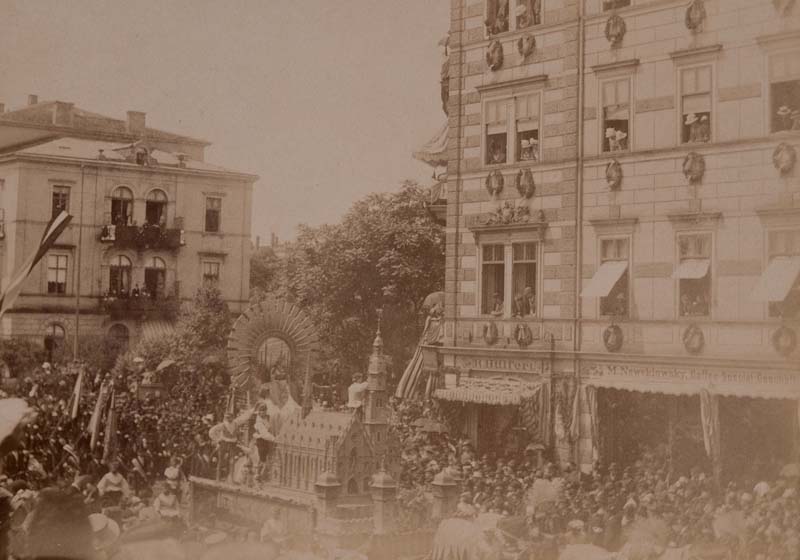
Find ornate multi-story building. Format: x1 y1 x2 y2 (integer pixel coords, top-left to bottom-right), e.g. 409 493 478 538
426 0 800 474
0 96 257 357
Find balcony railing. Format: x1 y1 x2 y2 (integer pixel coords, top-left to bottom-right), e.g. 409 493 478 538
99 224 184 251
100 294 180 321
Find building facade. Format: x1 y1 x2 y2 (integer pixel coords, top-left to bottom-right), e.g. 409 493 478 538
432 0 800 473
0 98 257 356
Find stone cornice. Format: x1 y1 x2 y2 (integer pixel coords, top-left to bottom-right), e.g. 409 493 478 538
476 74 548 95
588 217 639 234
669 44 723 64
591 58 640 75
666 211 722 228
756 29 800 50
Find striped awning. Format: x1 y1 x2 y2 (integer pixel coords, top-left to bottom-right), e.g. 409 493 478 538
140 320 176 341
413 121 449 168
435 376 541 405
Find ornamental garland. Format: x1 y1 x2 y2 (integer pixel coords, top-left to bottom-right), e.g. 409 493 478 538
772 326 797 357
514 323 533 348
605 15 626 47
606 159 623 191
682 152 706 184
772 143 797 176
603 324 624 352
486 40 504 71
515 168 536 198
483 321 499 345
682 323 705 355
685 0 706 32
517 34 536 59
485 170 505 197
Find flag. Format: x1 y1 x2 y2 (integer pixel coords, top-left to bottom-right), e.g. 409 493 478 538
67 368 84 420
102 390 118 464
88 380 111 450
0 211 72 317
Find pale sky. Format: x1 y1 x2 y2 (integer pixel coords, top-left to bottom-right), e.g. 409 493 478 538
0 0 450 241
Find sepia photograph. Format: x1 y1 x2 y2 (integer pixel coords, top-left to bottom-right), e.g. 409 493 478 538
0 0 799 559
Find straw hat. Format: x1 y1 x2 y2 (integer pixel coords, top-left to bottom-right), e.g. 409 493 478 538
777 105 791 117
89 513 120 551
685 113 698 125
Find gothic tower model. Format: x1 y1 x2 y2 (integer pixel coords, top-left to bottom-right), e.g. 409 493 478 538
363 314 390 457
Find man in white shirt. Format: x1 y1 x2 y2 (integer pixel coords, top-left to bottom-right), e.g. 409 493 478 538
253 407 275 481
209 410 252 481
96 460 130 507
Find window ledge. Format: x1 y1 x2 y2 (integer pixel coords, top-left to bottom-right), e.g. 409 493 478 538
198 250 228 258
476 74 549 95
467 216 548 234
589 217 639 234
591 58 640 76
669 44 722 63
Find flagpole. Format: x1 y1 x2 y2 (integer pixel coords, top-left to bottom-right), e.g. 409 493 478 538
73 165 86 359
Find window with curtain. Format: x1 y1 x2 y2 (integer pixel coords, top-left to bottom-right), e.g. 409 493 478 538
681 66 712 144
47 254 68 294
602 78 631 153
482 244 505 315
512 242 537 316
768 229 800 318
111 187 133 226
516 93 540 162
205 197 222 233
203 261 221 285
769 51 800 133
109 255 132 296
599 238 629 317
145 257 166 299
485 99 509 165
145 189 168 226
677 233 712 317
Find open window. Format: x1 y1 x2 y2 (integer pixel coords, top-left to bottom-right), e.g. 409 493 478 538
602 78 630 153
485 99 509 165
515 93 540 162
51 186 70 219
145 189 167 226
486 0 541 35
205 197 222 233
675 233 712 317
481 244 505 315
753 230 800 318
484 92 541 165
769 51 800 133
109 255 132 297
680 66 712 144
582 238 630 318
512 242 537 317
144 257 166 299
47 254 68 295
111 187 133 226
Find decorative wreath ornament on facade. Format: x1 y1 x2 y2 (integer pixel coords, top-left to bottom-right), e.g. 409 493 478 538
515 168 536 198
602 324 624 353
682 323 705 355
517 35 536 59
483 322 499 345
606 159 623 191
772 0 796 16
485 170 505 197
605 15 626 47
685 0 706 32
514 324 533 348
772 326 797 357
682 152 706 184
772 143 797 175
486 40 504 71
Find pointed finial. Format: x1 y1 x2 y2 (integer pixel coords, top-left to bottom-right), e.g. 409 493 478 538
373 309 384 349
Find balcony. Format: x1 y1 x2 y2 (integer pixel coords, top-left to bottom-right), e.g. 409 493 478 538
100 294 180 321
99 224 184 252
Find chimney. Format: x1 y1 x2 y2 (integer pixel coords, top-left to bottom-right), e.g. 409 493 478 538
53 102 74 126
126 110 146 135
27 94 38 106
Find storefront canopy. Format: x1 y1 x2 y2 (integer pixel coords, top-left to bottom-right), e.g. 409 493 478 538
435 376 541 405
673 258 710 279
581 261 628 297
751 256 800 302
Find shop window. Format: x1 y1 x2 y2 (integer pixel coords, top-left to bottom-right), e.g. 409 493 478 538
602 78 630 153
512 242 537 317
680 66 712 144
481 244 505 315
484 93 541 165
603 0 630 9
766 230 800 318
202 261 221 285
515 93 540 162
769 51 800 132
205 197 222 233
51 186 70 219
109 255 132 297
145 189 167 226
599 238 629 317
111 186 133 226
47 254 68 295
144 257 166 299
676 234 712 317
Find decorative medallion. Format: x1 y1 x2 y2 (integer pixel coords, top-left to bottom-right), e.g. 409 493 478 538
602 324 623 353
682 152 705 184
485 170 505 197
486 40 504 71
772 326 797 357
517 35 536 59
514 324 533 348
483 322 499 345
515 168 536 198
685 0 706 32
773 0 796 16
606 159 623 191
772 143 797 175
682 323 705 355
605 15 627 47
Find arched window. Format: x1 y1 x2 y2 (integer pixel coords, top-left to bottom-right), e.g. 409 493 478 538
144 257 166 299
108 324 130 348
111 187 133 226
109 255 132 296
43 323 65 363
145 189 167 226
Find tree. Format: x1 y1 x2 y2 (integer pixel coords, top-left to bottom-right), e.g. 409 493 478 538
176 284 232 350
284 181 444 378
250 246 285 297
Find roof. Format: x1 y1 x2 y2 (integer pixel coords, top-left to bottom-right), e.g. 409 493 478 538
1 137 255 178
277 410 359 451
0 101 210 146
435 376 542 405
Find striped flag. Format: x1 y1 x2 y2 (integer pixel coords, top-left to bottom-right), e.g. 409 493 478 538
0 210 72 318
89 380 112 450
66 367 84 420
102 390 118 464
